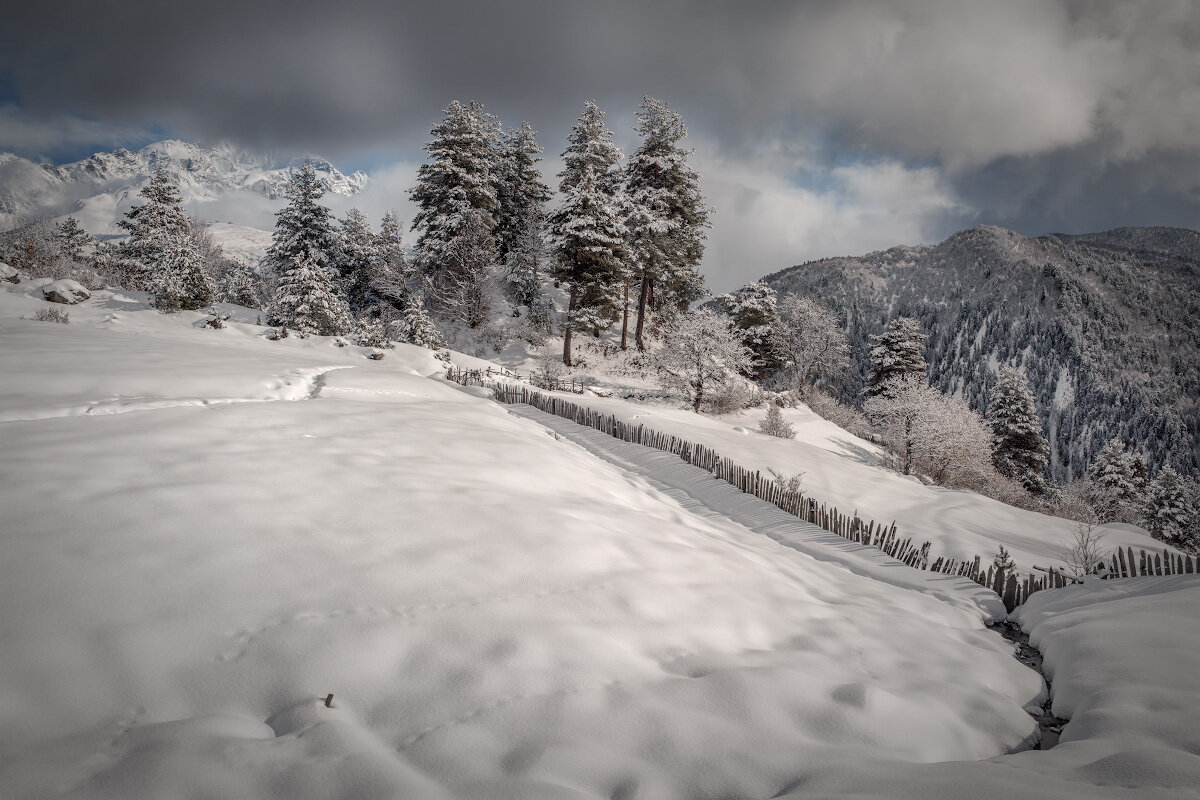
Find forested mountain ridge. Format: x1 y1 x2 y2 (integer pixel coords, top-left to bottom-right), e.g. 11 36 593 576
764 224 1200 482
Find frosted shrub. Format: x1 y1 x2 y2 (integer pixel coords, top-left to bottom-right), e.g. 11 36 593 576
800 388 873 439
702 375 762 414
758 404 796 439
1062 521 1110 579
768 467 805 494
33 307 69 324
355 318 394 349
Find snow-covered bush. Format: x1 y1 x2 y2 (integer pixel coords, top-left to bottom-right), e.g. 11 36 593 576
758 403 796 439
800 388 873 439
653 309 754 413
355 318 394 349
702 374 762 414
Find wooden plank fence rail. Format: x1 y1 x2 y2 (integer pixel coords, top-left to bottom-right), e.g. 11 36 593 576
481 382 1195 612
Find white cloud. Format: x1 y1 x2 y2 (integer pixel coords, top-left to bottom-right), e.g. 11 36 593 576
694 142 970 293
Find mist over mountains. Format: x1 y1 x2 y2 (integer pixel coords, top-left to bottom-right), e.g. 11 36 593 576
0 140 367 235
766 224 1200 482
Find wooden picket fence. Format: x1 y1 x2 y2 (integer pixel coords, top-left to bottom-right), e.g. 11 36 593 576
487 383 1196 611
446 365 585 394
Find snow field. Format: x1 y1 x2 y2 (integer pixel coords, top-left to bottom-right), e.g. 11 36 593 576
3 282 1197 799
0 284 1043 798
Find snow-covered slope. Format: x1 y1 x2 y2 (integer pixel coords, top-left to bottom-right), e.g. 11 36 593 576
2 280 1196 799
206 222 275 267
0 140 367 234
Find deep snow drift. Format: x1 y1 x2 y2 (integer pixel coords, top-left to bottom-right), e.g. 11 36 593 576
1 282 1197 799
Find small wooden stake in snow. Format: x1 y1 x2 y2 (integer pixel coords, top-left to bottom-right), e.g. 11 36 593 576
324 693 334 708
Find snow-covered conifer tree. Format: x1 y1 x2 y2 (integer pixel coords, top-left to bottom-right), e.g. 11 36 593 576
220 261 263 309
652 308 753 412
722 281 779 377
55 216 92 263
265 164 349 336
772 294 850 392
1086 438 1143 522
150 231 212 311
410 101 500 316
987 366 1051 496
1141 467 1197 552
374 211 412 306
550 101 628 365
494 122 551 275
435 210 496 328
117 168 192 290
626 97 710 350
758 403 796 439
864 317 927 398
338 208 382 314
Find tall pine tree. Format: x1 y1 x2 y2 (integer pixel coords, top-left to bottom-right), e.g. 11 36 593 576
493 122 551 271
626 97 710 350
987 366 1050 496
410 100 500 317
550 101 628 366
117 168 192 290
721 280 779 378
266 164 350 336
864 317 927 397
55 216 92 263
338 208 381 314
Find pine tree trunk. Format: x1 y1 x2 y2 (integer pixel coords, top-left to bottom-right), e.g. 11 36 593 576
635 272 652 351
620 277 630 350
562 287 576 366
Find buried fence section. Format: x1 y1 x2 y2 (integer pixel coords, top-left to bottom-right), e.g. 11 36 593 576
485 383 1194 611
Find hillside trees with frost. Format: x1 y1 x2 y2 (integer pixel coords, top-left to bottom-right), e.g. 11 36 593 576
626 96 710 350
1141 466 1198 553
653 308 753 413
865 375 996 489
772 294 851 393
55 216 92 263
1085 438 1149 523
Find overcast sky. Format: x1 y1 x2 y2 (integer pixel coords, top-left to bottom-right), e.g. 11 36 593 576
3 0 1199 291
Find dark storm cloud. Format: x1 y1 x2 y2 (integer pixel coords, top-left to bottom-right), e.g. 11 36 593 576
3 0 1200 288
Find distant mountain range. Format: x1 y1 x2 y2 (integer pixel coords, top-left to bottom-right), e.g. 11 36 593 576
765 224 1200 482
0 140 367 235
